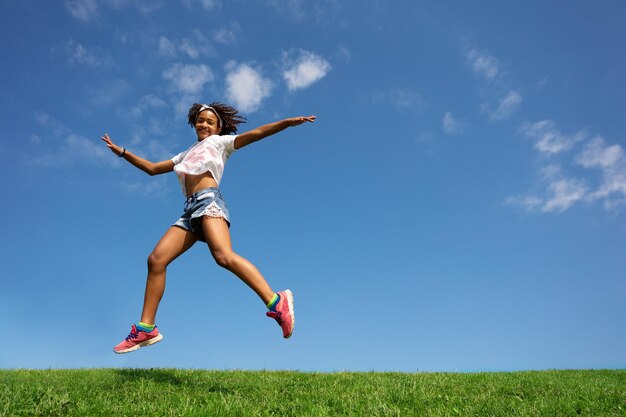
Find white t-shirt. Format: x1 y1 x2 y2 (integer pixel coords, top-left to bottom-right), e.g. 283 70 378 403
171 134 238 196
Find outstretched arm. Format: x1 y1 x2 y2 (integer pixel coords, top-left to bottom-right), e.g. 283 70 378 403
101 133 174 176
234 115 316 150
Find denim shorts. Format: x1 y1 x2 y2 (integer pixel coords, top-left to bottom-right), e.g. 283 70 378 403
172 187 230 241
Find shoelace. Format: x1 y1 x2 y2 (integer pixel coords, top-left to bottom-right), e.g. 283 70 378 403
272 311 283 325
125 327 139 341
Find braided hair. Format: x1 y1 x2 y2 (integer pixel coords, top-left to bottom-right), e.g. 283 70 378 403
187 102 246 135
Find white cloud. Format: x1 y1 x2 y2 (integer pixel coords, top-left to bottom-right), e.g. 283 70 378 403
121 176 170 197
34 113 70 138
128 95 169 119
28 113 155 170
576 136 624 169
510 122 626 214
181 0 220 10
179 40 200 59
466 47 523 122
213 23 241 45
268 0 306 20
65 0 163 21
521 120 586 155
504 195 542 211
283 50 331 91
159 31 214 60
66 134 112 163
65 0 98 21
28 134 119 168
158 36 177 57
166 94 194 119
505 165 588 213
179 30 214 59
261 0 349 23
483 90 522 121
373 88 425 112
104 0 164 13
139 94 168 109
392 89 423 110
466 49 499 80
64 40 102 66
224 62 273 113
576 136 626 210
442 112 461 134
511 121 626 214
162 63 214 95
335 45 351 64
541 177 588 213
540 164 561 180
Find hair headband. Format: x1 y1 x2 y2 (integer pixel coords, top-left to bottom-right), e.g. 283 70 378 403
198 104 224 129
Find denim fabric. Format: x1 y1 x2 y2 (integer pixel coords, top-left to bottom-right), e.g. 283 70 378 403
173 187 230 241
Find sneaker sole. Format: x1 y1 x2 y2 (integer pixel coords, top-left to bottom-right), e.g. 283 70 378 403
113 333 164 354
285 289 295 339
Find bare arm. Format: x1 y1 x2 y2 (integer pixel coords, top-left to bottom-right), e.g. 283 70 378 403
101 133 174 176
234 115 316 150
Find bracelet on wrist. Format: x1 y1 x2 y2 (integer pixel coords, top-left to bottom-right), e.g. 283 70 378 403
118 147 126 158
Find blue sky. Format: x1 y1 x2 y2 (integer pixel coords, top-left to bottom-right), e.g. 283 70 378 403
1 0 625 372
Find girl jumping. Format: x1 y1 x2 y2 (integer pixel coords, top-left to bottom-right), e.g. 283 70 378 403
102 102 315 353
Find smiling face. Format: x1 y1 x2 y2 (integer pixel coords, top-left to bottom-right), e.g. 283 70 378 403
194 110 221 140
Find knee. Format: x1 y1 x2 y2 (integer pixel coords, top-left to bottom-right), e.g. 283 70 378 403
147 252 167 272
212 249 236 269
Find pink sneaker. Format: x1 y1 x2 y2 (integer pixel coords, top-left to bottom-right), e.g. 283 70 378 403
266 290 295 339
113 324 163 354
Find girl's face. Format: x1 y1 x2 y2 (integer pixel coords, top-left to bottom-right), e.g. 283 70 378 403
195 110 221 140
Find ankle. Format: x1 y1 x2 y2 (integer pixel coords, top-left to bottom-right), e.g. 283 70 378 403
266 293 280 311
137 322 155 332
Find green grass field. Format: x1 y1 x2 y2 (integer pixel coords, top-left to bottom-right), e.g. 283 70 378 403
1 369 624 416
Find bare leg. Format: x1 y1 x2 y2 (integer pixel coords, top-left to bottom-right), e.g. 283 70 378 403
201 217 275 305
140 226 199 324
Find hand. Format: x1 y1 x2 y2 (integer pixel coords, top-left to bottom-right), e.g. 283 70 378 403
101 133 123 156
286 115 316 127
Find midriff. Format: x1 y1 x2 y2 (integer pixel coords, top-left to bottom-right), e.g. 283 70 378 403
185 171 219 197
